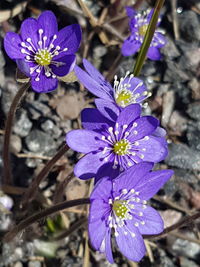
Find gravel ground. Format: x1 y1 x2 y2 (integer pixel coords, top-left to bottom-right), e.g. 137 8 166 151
0 0 200 266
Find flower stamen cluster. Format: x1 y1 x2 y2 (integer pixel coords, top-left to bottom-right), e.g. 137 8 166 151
20 29 68 82
4 11 81 92
109 188 147 238
74 59 151 111
122 7 167 60
101 121 150 170
113 72 152 107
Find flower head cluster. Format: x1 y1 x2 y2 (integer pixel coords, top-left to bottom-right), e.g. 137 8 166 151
4 11 81 92
67 55 171 262
89 162 173 263
121 7 166 60
74 59 151 112
66 104 168 180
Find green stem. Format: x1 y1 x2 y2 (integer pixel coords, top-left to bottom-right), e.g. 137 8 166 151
133 0 165 76
4 198 90 242
21 144 69 209
3 82 30 185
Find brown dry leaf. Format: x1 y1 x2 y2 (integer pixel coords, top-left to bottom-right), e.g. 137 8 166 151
55 91 85 120
59 211 70 229
56 168 72 182
51 0 82 15
160 209 182 228
65 177 88 201
190 190 200 209
58 71 78 83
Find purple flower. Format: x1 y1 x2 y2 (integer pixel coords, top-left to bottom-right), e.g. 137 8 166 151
122 7 166 60
66 104 168 180
4 11 82 93
89 162 173 263
74 59 151 111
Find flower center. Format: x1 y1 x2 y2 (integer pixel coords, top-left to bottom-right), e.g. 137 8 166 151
139 24 148 36
34 49 52 66
113 200 129 219
116 89 133 107
113 139 130 155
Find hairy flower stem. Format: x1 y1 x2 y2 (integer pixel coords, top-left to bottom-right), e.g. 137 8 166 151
3 82 30 185
145 210 200 240
21 144 69 209
133 0 165 76
4 198 90 242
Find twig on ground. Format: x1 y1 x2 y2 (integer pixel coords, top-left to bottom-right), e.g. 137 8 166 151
21 144 69 209
52 217 87 241
53 171 74 204
145 210 200 240
3 82 30 185
105 54 123 82
3 198 90 242
171 0 180 40
16 153 52 160
170 231 200 245
153 195 191 214
77 0 109 44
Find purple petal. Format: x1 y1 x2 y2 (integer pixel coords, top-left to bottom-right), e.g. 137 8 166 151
89 199 110 221
105 229 114 263
50 54 76 76
129 18 139 33
88 199 109 250
125 7 138 32
113 162 154 196
121 35 141 57
74 65 112 100
20 18 38 48
38 11 58 40
88 218 107 251
4 32 24 60
152 126 166 137
122 76 149 104
31 69 58 93
135 169 174 200
128 116 159 142
115 226 146 262
123 77 146 94
137 136 168 163
95 163 120 183
116 104 141 127
16 59 33 77
126 6 137 18
81 108 114 131
147 9 154 22
83 59 113 93
66 129 105 153
54 24 82 55
154 32 167 48
91 177 112 201
134 206 164 235
95 98 119 122
74 152 104 179
147 46 162 60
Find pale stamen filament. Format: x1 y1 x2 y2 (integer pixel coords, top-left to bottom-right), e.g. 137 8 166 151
26 38 37 53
